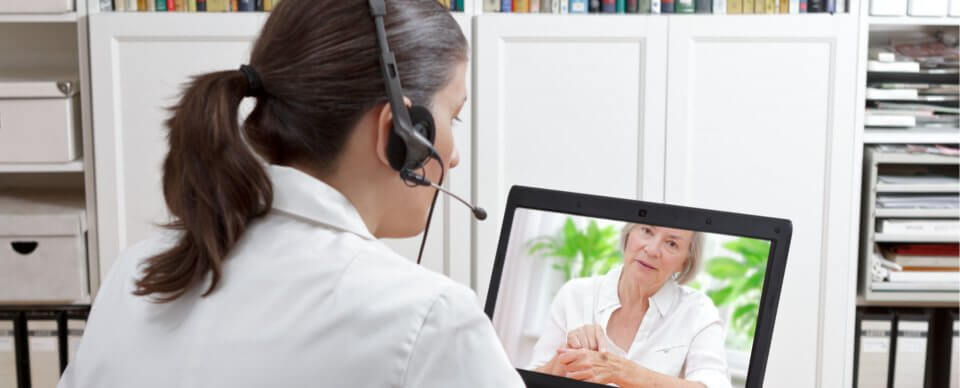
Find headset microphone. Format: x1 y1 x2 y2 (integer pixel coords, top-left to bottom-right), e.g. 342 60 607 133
401 169 487 221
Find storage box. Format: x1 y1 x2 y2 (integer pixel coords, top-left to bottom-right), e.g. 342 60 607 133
0 0 74 13
871 0 908 14
908 0 948 14
0 191 88 304
0 80 81 164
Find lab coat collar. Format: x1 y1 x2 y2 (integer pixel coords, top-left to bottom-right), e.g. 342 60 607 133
598 264 679 317
268 164 376 241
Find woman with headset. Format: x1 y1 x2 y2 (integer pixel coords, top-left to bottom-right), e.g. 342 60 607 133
57 0 522 386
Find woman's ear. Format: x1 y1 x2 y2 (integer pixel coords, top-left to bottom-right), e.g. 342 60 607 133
374 102 394 169
373 97 415 170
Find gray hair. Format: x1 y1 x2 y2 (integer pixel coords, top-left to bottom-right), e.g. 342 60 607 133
619 223 703 285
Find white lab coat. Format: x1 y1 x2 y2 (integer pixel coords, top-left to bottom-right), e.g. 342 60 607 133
58 165 524 388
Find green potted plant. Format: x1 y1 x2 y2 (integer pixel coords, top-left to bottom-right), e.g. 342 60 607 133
527 217 623 282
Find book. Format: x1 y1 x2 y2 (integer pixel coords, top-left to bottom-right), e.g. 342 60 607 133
616 0 625 12
779 0 788 12
869 48 897 63
255 0 263 10
156 0 166 10
561 0 570 13
880 219 960 235
696 0 711 11
531 0 541 12
728 0 742 12
168 0 175 10
208 0 228 11
627 0 638 12
662 0 675 11
676 0 695 12
807 0 822 11
754 0 764 12
888 271 960 283
866 87 920 100
238 0 254 10
175 0 186 10
800 0 807 11
198 0 207 10
825 0 834 12
638 0 651 11
485 0 501 11
865 114 917 127
868 60 921 72
100 0 113 11
189 0 197 11
589 0 601 12
742 0 753 13
765 0 776 12
501 0 512 12
601 0 616 11
651 0 661 12
872 281 959 291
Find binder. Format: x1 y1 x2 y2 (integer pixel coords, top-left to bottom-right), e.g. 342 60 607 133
28 320 60 388
67 319 85 364
854 310 894 388
951 310 959 388
892 310 933 388
0 319 14 388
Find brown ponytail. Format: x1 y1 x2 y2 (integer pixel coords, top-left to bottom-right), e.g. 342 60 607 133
134 0 467 302
132 71 273 302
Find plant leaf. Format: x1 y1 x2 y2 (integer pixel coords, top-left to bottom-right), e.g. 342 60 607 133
707 285 735 306
705 257 747 279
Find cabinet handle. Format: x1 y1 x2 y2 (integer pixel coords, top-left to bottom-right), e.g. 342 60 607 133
11 241 38 255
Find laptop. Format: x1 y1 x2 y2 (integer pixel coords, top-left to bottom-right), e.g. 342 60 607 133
484 186 792 388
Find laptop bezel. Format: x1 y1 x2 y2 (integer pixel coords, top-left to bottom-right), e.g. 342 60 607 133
483 185 793 388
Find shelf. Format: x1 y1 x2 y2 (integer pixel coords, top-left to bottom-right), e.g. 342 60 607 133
866 95 960 102
857 294 959 307
0 13 78 23
869 149 960 164
874 232 960 242
868 16 960 26
876 182 960 193
0 161 83 173
864 128 960 144
876 208 960 217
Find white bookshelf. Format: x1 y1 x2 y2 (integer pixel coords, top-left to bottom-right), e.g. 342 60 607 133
857 146 960 305
0 0 98 302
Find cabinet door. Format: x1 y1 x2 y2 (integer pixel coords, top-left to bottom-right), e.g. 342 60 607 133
474 15 668 302
89 13 268 282
89 13 471 287
665 15 859 387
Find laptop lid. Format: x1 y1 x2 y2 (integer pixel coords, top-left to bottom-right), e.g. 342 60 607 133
485 186 792 388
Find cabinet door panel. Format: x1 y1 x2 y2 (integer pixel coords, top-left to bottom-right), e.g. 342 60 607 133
665 15 858 387
475 15 668 301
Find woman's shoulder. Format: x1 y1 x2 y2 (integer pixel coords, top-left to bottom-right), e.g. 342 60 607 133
675 284 723 325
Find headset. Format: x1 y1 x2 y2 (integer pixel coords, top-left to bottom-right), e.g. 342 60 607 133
367 0 486 264
368 0 440 186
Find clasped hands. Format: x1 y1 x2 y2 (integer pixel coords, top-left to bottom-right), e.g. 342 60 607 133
538 324 646 386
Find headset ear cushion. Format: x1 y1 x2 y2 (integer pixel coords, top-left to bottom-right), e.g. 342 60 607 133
408 105 436 143
385 105 437 172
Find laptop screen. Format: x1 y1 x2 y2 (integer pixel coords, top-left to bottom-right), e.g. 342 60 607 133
489 207 774 388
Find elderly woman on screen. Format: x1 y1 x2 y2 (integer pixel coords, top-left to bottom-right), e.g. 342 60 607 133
529 223 731 388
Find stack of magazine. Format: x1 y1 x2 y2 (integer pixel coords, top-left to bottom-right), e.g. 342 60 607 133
865 31 960 132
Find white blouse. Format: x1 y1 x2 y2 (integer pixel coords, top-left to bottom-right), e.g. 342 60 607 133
58 165 523 388
528 265 732 388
